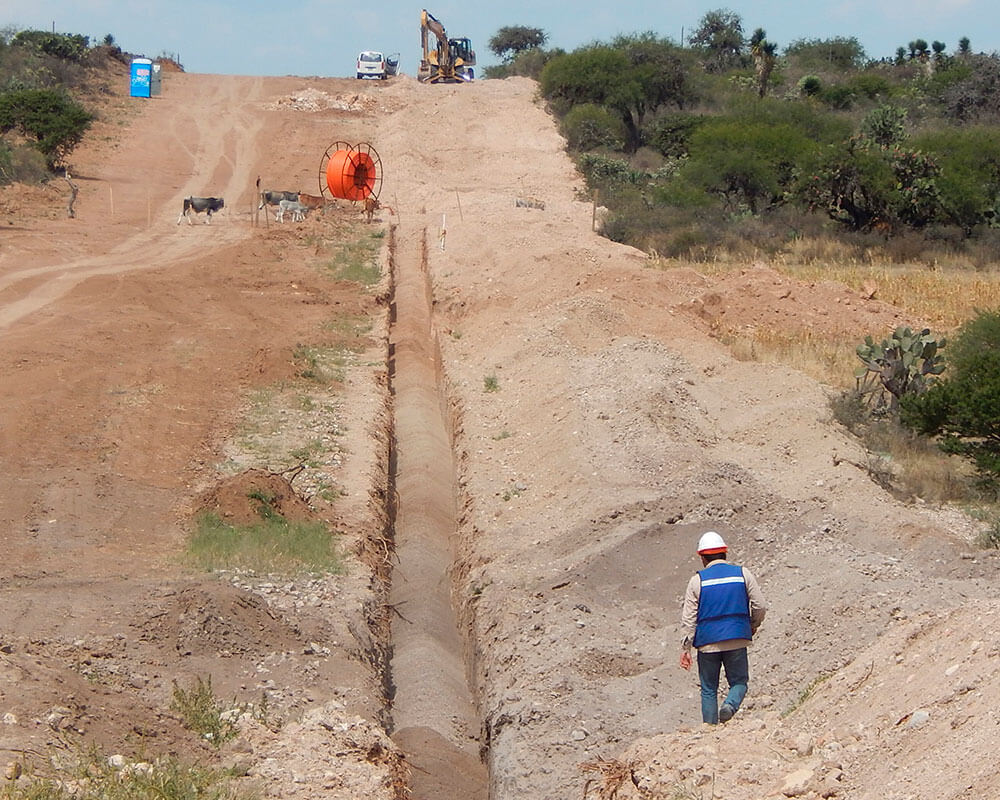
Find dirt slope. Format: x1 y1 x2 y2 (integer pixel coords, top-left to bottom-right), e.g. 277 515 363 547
1 68 998 800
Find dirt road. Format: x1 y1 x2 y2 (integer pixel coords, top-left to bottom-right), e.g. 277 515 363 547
1 67 998 800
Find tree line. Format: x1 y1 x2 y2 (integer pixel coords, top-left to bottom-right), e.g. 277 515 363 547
486 14 1000 260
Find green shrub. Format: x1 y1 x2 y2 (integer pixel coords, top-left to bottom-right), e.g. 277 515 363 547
912 125 1000 234
819 83 855 109
561 103 626 151
647 112 705 158
11 30 89 61
860 105 907 147
577 153 646 189
855 326 947 412
677 116 814 213
847 73 893 100
798 75 822 96
784 37 866 70
795 138 943 231
0 87 94 167
901 310 1000 493
484 47 565 79
170 675 242 745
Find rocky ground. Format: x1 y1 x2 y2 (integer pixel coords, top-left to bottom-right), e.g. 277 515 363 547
0 60 997 800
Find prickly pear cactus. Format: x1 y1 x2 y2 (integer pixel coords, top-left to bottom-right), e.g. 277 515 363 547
855 326 946 411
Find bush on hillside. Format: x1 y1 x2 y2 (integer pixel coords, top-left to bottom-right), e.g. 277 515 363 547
798 75 822 96
576 153 647 190
937 53 1000 123
561 103 626 151
912 125 1000 234
647 112 705 158
673 116 815 213
846 72 893 101
784 37 867 70
795 136 944 231
819 83 856 109
0 87 94 168
901 310 1000 494
860 104 907 147
11 30 89 61
540 36 690 151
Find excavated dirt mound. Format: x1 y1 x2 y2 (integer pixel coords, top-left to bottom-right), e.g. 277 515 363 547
678 264 918 338
134 583 304 658
195 470 320 526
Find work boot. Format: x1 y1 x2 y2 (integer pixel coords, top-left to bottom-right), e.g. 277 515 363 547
719 703 736 722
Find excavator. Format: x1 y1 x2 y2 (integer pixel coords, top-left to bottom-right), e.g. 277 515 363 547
418 8 476 83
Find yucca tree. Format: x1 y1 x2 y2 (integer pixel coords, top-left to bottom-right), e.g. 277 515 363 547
750 28 777 98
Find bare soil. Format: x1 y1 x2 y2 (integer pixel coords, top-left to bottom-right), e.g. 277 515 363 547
0 63 997 800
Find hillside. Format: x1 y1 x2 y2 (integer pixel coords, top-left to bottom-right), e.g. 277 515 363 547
0 67 997 800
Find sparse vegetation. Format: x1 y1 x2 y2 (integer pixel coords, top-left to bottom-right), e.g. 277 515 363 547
782 672 831 717
293 343 345 383
324 230 382 286
977 518 1000 549
169 675 242 745
0 748 252 800
187 510 342 575
483 374 499 392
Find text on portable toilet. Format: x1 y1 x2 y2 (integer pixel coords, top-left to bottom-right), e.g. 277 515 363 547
130 58 161 98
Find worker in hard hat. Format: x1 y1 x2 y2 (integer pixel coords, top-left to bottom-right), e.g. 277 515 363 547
679 531 767 724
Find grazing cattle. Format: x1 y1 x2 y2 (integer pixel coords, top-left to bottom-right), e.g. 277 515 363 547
296 192 327 213
363 196 394 223
258 189 298 211
177 196 224 225
275 198 309 223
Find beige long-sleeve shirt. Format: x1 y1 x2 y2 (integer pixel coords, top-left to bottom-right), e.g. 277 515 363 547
680 559 767 653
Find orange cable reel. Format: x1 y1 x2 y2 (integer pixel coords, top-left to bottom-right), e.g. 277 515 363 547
321 142 382 202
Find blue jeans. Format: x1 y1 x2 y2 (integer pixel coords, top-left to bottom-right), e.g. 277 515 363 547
697 648 749 724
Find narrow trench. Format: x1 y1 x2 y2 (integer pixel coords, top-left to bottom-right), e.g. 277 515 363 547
384 224 488 800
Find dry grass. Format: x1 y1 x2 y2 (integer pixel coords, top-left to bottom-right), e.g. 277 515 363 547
722 328 859 387
775 262 1000 331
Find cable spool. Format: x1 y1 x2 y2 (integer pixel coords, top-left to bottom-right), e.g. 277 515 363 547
318 141 382 202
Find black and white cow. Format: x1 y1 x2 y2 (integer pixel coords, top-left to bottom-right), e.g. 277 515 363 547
258 189 299 214
177 196 224 224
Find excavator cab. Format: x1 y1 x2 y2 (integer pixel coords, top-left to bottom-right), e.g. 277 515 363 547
449 37 475 80
450 37 475 66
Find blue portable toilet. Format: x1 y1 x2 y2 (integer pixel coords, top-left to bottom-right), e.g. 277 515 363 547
130 58 161 97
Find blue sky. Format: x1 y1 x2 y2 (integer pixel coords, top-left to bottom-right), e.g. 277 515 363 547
8 1 998 77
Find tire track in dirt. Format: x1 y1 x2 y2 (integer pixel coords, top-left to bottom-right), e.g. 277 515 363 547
0 75 267 331
387 223 487 800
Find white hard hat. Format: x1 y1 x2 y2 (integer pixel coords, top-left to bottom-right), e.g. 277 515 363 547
697 531 727 554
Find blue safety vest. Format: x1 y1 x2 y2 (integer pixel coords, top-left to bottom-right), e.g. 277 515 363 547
693 562 752 647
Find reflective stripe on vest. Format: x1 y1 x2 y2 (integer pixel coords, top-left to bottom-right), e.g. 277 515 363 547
694 562 752 648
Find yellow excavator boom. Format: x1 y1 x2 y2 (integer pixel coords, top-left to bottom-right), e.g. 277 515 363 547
419 8 475 83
